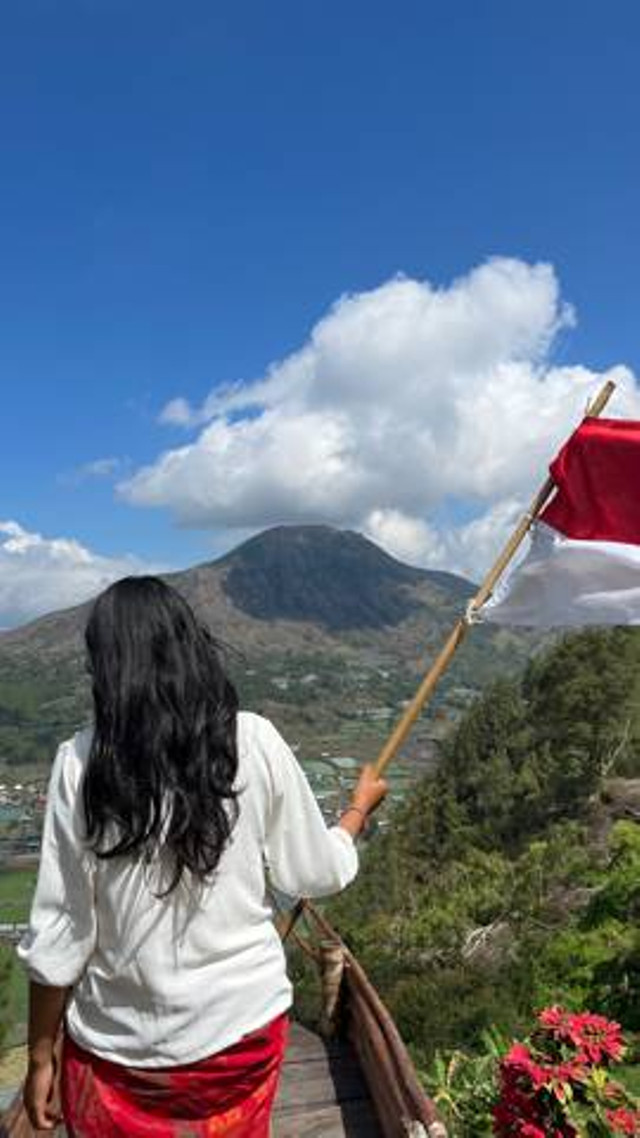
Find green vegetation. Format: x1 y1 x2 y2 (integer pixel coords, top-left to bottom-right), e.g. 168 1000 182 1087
0 654 89 766
1 954 28 1049
0 946 15 1051
0 869 37 923
287 628 640 1126
0 871 36 1048
0 647 449 768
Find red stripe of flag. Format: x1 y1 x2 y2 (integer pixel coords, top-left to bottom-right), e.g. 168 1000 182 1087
540 418 640 545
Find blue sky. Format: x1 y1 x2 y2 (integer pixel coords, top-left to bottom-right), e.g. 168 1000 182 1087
2 0 640 625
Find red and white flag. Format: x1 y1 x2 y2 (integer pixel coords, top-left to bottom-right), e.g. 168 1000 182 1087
481 418 640 627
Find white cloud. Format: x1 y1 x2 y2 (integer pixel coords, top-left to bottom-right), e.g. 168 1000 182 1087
120 257 640 575
0 521 156 629
364 509 445 567
364 499 526 581
80 457 121 478
158 398 197 427
58 456 125 487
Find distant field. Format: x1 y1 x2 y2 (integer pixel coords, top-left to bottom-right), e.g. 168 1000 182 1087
0 869 37 924
0 869 35 1048
4 961 27 1048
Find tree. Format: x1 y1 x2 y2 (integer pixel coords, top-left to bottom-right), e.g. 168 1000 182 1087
525 629 640 799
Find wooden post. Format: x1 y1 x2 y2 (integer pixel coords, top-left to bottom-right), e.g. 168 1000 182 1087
318 939 346 1037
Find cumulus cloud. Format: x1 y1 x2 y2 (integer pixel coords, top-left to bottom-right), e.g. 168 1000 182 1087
120 258 639 575
363 500 526 581
0 521 155 629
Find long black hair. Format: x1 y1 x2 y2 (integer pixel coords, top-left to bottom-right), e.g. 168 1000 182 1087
83 575 239 893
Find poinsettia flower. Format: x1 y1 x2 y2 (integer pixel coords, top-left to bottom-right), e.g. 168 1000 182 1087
502 1043 546 1087
494 1008 633 1138
605 1106 640 1135
537 1007 624 1063
538 1006 567 1031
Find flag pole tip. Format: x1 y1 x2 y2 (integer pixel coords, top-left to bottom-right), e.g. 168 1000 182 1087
586 379 616 419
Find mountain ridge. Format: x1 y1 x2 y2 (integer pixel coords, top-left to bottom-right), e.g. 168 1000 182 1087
0 523 475 642
0 525 533 767
218 524 473 630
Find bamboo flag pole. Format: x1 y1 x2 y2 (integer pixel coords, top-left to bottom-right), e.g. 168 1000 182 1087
279 378 616 941
372 377 615 777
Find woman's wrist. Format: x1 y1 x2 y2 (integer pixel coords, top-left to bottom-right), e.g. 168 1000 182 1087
337 803 370 839
343 804 368 821
27 981 69 1070
28 1041 55 1069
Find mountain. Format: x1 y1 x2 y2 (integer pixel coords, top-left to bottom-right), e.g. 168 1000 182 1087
0 524 474 653
220 525 472 630
0 525 535 768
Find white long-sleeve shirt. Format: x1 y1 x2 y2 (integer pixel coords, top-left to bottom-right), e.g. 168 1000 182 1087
18 711 358 1067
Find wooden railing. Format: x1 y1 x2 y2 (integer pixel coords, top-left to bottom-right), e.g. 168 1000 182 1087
293 901 447 1138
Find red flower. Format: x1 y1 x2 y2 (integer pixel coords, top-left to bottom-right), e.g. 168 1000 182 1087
538 1006 567 1032
493 1009 632 1137
503 1042 546 1087
536 1006 624 1064
606 1107 640 1135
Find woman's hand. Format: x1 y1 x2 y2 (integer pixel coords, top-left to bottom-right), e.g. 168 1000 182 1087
23 1055 62 1130
352 763 389 816
338 764 389 838
24 982 68 1129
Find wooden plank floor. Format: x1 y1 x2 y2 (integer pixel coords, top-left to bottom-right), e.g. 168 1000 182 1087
273 1022 383 1137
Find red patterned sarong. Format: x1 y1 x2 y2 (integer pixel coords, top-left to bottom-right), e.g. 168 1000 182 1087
61 1012 289 1137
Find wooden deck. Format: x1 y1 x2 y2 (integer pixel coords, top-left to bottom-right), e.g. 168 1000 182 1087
273 1021 383 1137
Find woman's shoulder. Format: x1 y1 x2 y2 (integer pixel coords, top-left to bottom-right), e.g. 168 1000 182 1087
236 712 295 783
236 709 279 752
40 726 94 807
51 725 94 780
71 724 94 755
237 710 296 752
63 724 94 767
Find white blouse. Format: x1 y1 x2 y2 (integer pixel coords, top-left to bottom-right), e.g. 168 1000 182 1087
18 711 358 1067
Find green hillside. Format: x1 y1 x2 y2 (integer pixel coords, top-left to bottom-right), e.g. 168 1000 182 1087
290 628 640 1131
